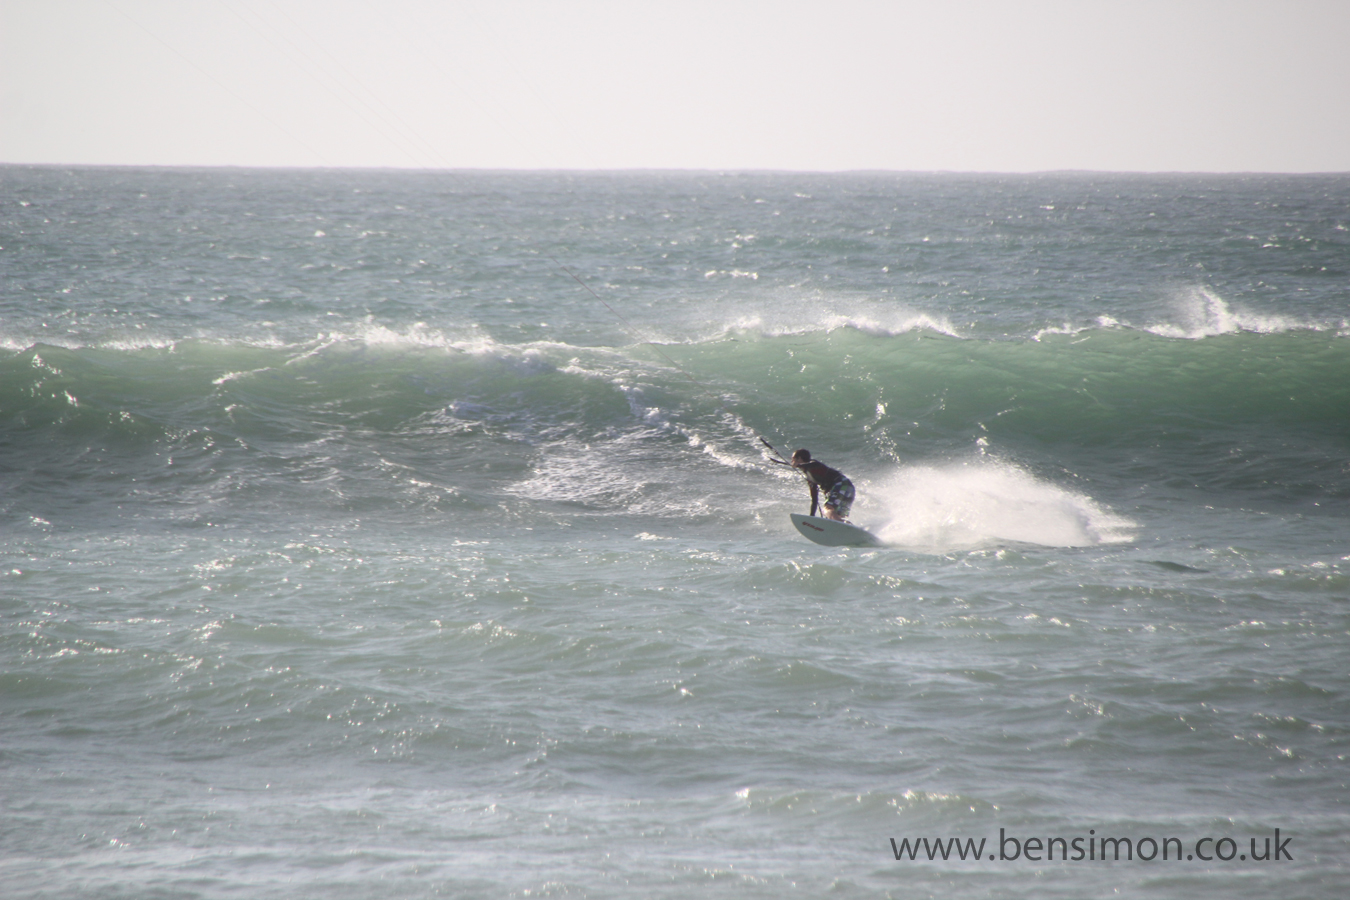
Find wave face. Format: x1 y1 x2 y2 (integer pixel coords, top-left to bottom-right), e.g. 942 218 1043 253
3 308 1345 536
2 167 1349 899
3 168 1347 535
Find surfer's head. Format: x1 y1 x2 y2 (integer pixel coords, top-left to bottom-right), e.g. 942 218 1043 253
791 449 811 467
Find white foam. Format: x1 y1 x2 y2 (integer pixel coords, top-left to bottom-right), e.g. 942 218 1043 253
0 336 37 352
868 460 1135 550
212 368 274 386
339 319 481 352
1147 286 1320 339
506 431 714 518
1032 289 1339 343
1033 316 1122 341
715 306 960 341
280 323 594 371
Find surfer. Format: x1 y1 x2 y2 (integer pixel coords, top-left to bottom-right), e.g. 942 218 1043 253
790 449 854 522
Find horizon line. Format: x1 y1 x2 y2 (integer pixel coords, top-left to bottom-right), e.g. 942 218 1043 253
5 161 1349 177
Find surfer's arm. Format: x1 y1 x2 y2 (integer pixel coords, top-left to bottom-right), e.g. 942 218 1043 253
808 482 819 517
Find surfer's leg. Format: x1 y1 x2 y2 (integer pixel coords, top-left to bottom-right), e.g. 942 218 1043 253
825 479 855 521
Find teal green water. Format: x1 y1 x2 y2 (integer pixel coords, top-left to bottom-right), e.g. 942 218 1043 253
2 167 1348 898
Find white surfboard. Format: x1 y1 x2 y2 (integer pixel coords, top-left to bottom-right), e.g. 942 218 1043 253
790 513 881 547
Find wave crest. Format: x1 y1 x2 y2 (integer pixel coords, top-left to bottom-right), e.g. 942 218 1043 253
1147 287 1327 339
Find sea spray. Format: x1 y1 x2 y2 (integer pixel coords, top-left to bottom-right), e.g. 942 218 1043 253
869 460 1135 550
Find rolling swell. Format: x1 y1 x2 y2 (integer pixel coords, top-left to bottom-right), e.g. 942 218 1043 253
3 320 1346 530
0 333 751 526
677 324 1349 439
679 324 1350 503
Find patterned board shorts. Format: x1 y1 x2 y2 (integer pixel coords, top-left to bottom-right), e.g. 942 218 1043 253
825 478 855 519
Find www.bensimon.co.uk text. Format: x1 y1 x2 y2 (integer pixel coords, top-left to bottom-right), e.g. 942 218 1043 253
890 829 1292 863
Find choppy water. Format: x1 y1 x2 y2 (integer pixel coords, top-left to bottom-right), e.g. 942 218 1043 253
2 166 1348 898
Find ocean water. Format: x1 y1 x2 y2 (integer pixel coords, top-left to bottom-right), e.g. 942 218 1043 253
2 166 1347 898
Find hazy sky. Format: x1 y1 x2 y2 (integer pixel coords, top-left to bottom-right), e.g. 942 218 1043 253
3 0 1348 172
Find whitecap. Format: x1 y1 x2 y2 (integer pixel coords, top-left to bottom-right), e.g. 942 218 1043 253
868 459 1136 550
1147 286 1322 339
